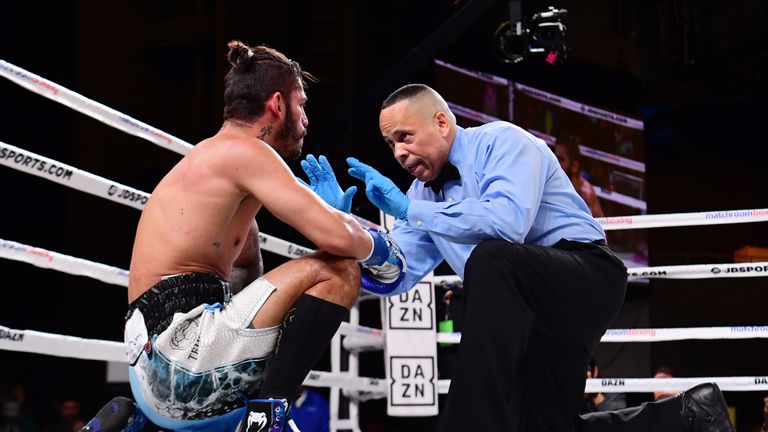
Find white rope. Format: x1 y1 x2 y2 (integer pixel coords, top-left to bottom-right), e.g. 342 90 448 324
0 238 129 286
3 236 765 345
601 326 768 342
3 232 766 300
0 235 311 288
0 141 149 210
0 140 312 259
437 325 768 345
438 377 768 394
256 233 314 259
0 324 387 399
598 209 768 230
337 321 384 340
626 262 768 280
436 260 768 283
0 325 125 363
304 370 385 398
5 230 764 346
338 322 385 352
4 325 768 395
0 60 192 155
585 377 768 393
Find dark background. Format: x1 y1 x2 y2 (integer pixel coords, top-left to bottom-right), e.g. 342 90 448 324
1 0 767 430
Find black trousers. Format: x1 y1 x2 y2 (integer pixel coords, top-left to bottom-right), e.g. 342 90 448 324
437 239 629 432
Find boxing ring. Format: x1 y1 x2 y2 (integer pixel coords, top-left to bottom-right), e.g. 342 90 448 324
2 59 768 431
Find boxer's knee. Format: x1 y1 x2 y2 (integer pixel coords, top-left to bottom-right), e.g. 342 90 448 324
324 255 360 308
305 252 360 308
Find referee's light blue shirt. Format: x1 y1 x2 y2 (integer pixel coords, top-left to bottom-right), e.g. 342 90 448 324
391 122 605 292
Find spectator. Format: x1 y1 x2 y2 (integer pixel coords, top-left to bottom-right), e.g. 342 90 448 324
654 366 679 401
581 358 627 414
44 399 84 432
0 383 37 432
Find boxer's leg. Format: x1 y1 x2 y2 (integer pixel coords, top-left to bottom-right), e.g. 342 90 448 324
236 251 359 431
250 250 360 329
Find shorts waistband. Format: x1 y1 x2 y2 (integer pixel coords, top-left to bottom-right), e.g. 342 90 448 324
126 273 232 336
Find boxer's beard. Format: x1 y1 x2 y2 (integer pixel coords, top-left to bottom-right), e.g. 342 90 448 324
275 101 305 161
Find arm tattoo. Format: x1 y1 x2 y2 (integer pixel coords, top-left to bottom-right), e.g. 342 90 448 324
258 125 273 140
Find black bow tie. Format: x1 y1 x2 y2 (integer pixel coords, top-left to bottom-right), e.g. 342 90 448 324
425 162 461 194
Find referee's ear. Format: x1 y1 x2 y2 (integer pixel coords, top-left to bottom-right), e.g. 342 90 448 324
435 111 450 135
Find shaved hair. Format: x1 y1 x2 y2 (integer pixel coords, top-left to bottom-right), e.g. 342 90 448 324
382 84 456 124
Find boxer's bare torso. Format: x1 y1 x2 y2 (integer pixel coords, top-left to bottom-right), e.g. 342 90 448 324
128 127 268 302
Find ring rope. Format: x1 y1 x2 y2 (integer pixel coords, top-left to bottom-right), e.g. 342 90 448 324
2 59 766 232
345 324 768 352
4 233 767 305
625 262 768 279
0 60 192 155
8 140 768 281
0 238 129 287
0 324 387 398
3 324 766 395
598 209 768 230
0 324 124 363
0 140 148 210
434 258 768 282
582 377 768 393
0 140 313 258
435 325 768 345
437 377 768 394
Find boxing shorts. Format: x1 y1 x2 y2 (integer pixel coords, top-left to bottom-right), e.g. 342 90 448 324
125 273 279 431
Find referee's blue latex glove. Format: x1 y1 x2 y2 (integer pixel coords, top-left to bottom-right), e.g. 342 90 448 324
347 157 410 220
299 154 357 213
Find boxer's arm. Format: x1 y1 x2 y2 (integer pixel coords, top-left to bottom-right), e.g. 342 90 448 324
230 220 263 294
226 140 373 260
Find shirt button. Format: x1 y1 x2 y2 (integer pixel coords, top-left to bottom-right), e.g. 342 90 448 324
416 220 423 226
447 197 454 203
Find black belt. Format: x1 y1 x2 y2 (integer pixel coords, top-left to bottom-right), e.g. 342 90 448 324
552 238 606 249
126 273 232 336
553 238 625 269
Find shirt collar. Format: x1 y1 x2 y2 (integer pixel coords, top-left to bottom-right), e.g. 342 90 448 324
447 126 467 167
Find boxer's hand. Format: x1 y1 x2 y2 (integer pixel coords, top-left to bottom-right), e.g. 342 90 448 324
359 228 407 295
347 157 409 220
299 154 357 213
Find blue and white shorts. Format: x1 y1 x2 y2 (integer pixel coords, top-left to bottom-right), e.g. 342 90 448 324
126 273 280 431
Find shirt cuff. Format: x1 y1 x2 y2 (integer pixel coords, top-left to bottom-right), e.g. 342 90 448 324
406 199 438 230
